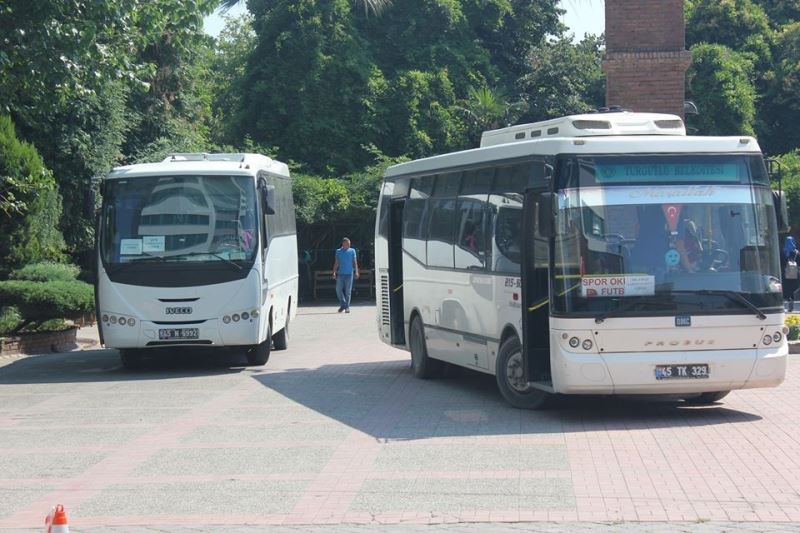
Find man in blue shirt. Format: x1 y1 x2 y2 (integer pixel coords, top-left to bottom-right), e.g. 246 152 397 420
333 237 359 313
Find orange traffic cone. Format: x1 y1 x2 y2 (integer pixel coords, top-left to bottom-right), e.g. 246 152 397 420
44 504 69 533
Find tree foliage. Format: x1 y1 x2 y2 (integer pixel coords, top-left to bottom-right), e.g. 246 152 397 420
686 44 756 136
0 115 64 274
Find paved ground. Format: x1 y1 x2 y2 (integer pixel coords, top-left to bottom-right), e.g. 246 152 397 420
0 303 799 531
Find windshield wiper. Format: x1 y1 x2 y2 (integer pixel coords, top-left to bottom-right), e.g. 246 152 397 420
167 251 243 270
670 289 766 320
594 297 672 324
110 252 167 273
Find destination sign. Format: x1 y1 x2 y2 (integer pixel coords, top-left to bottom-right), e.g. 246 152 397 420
596 163 741 183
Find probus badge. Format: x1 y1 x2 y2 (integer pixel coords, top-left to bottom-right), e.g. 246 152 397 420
675 315 691 327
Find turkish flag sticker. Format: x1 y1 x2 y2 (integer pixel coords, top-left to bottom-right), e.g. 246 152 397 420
662 204 682 232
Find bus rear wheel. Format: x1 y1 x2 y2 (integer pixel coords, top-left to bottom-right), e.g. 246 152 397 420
685 391 730 404
409 315 443 379
495 336 549 409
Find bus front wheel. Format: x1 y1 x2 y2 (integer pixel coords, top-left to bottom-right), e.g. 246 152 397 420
273 315 289 351
247 322 272 366
409 315 443 379
495 336 549 409
119 349 144 370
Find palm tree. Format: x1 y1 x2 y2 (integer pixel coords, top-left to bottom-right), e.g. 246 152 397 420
219 0 392 17
456 86 528 140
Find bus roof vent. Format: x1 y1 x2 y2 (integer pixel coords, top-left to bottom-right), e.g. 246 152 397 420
162 153 273 166
479 112 686 147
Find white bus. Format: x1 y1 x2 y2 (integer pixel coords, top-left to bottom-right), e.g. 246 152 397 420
375 112 788 408
96 153 298 369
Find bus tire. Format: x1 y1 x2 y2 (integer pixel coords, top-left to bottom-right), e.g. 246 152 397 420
273 316 289 351
495 336 549 409
119 349 144 370
685 390 730 404
409 315 443 379
247 322 272 366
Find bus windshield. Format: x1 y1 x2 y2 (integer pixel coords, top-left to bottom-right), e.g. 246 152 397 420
552 154 783 315
101 175 258 268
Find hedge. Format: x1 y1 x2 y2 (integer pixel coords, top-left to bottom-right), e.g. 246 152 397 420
10 262 80 282
0 280 94 325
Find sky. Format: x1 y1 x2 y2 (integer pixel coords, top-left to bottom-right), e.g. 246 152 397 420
203 1 606 39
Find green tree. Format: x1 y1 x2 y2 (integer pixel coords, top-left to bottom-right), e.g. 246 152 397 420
208 14 258 146
759 23 800 154
456 85 527 146
686 44 757 136
686 0 773 63
518 35 605 122
0 115 65 274
755 0 800 26
238 0 379 174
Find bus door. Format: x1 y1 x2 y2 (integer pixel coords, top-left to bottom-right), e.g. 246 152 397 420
521 188 552 385
388 198 406 345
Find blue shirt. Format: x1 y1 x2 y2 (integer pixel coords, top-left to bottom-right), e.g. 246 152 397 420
785 236 798 260
335 247 357 275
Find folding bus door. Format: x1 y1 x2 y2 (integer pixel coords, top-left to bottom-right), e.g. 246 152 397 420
521 188 552 386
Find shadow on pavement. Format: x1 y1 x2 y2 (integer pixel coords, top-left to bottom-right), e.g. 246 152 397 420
252 359 761 440
0 347 250 384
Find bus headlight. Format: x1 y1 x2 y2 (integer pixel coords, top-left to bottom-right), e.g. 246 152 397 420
773 332 782 343
569 337 580 348
232 314 240 322
223 315 231 324
128 318 136 327
762 335 772 346
582 339 593 351
118 317 127 326
110 316 117 324
251 309 259 318
241 312 249 321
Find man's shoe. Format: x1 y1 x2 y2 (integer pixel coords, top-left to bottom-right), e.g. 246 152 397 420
338 307 344 313
345 308 350 313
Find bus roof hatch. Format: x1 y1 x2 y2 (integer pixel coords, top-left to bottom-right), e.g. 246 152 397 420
479 112 686 148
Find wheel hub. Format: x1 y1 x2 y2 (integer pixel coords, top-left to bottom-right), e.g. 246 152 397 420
506 352 531 393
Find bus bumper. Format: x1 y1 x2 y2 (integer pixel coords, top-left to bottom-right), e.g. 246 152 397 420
552 345 787 395
101 317 261 350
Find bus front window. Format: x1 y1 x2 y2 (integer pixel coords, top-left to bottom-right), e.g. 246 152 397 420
101 175 258 268
552 155 782 316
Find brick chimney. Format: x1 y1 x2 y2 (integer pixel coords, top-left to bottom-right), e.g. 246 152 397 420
602 0 692 118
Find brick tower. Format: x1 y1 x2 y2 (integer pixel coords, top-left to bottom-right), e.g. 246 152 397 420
602 0 692 117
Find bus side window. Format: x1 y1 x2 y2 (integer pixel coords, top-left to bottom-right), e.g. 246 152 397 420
455 168 492 270
402 176 433 264
490 166 525 274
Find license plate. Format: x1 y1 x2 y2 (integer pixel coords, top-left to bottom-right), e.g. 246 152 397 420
655 364 709 380
158 328 199 340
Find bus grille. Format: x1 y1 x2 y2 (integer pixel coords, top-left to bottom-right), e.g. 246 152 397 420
380 275 390 326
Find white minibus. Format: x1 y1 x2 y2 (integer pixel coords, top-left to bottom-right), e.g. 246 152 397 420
96 153 298 368
375 112 788 408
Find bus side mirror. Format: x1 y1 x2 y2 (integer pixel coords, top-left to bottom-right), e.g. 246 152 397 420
537 192 555 238
83 188 97 219
261 185 276 215
773 190 789 233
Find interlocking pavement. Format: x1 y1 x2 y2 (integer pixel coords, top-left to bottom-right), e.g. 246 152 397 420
0 303 798 530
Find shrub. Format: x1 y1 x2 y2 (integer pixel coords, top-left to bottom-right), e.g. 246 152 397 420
0 280 94 331
0 115 65 275
785 314 800 340
0 306 22 335
10 262 80 283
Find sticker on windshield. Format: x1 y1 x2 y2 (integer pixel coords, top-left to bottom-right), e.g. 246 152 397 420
142 235 165 253
120 239 143 255
581 275 655 298
665 249 681 267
